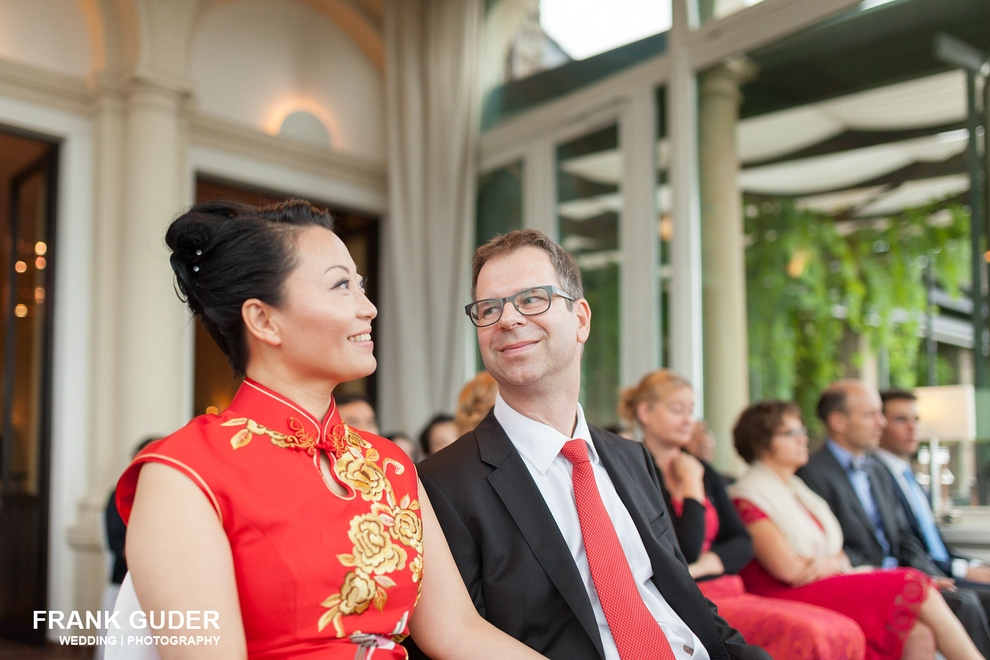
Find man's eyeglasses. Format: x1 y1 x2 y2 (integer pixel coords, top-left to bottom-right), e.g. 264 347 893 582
465 285 575 328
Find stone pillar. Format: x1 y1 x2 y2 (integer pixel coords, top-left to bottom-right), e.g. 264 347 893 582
65 75 128 621
699 59 755 474
117 73 191 456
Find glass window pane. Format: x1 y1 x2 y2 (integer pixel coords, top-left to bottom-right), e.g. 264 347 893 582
476 161 523 248
557 125 620 427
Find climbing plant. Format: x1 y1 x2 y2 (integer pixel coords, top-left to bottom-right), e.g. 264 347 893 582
745 197 971 436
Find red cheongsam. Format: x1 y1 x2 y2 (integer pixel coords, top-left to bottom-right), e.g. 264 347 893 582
117 379 423 659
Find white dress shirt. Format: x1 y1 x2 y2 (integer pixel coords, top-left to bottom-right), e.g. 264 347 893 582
494 394 709 660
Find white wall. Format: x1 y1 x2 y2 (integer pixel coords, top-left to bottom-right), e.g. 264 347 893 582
191 0 385 161
0 0 93 77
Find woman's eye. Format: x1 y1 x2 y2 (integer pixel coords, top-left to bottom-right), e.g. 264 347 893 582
358 278 367 293
333 279 350 290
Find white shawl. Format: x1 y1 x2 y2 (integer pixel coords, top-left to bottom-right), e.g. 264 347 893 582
729 461 844 558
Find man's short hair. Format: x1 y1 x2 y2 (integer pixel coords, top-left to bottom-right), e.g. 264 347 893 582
816 387 848 425
471 229 584 302
880 388 917 409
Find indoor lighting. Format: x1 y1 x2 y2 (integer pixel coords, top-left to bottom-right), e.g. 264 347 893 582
915 384 977 513
15 261 26 273
14 304 28 318
34 241 47 256
205 406 219 415
35 256 46 270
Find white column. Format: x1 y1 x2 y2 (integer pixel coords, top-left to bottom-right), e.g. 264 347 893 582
668 0 705 412
619 87 660 386
698 60 754 473
117 74 191 460
65 76 127 619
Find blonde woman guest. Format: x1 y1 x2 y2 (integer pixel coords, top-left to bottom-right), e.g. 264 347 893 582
454 371 497 436
621 370 866 660
731 400 983 660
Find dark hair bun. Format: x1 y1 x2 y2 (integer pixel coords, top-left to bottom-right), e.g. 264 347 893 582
165 199 335 376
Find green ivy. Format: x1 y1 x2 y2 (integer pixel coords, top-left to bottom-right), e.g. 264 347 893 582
746 197 970 437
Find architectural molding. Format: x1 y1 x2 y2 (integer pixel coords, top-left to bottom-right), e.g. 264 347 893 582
686 0 861 71
189 113 387 198
0 58 93 117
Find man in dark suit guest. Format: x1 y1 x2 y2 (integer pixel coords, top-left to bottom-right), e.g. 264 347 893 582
797 380 990 656
413 230 767 660
875 389 990 608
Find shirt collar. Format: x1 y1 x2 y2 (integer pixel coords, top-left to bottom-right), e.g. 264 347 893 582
226 378 347 455
493 393 595 475
875 447 910 474
827 438 866 472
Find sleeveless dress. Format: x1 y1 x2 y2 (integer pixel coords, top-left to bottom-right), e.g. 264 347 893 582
116 379 423 660
734 499 929 660
668 496 865 660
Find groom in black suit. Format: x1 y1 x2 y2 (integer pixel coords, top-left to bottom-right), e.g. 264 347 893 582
797 380 990 656
412 230 767 660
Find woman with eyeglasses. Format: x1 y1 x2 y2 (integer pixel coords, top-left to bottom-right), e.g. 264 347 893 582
731 400 982 660
115 200 546 660
620 370 866 660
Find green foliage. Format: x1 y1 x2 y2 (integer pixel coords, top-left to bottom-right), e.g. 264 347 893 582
746 198 970 436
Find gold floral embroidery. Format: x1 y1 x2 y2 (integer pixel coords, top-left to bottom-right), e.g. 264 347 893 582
345 514 408 575
335 449 389 502
222 417 320 454
318 431 424 638
409 555 423 584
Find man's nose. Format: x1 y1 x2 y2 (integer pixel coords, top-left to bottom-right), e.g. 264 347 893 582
497 301 526 328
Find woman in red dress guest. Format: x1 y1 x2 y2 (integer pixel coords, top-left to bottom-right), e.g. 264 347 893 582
116 200 546 660
619 370 866 660
730 400 982 660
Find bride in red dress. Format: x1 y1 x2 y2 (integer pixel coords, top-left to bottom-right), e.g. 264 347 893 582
730 400 982 660
116 200 546 660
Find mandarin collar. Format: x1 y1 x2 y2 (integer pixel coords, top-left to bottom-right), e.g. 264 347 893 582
226 378 348 456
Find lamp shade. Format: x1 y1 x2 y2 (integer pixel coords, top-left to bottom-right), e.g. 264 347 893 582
915 384 977 441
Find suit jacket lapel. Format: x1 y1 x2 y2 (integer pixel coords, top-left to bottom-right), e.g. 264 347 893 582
475 413 606 659
819 448 880 540
866 459 899 548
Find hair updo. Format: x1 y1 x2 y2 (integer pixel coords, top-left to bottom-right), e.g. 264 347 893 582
165 198 335 376
618 369 692 427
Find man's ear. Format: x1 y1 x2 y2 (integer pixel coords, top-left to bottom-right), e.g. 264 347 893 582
827 410 847 438
242 298 282 348
575 298 592 344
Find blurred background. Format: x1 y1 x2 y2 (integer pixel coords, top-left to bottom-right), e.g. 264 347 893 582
0 0 988 650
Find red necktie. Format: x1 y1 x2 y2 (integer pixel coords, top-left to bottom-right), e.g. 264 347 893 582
560 439 677 660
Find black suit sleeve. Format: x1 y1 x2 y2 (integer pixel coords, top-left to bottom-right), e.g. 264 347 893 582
869 462 944 576
418 471 487 616
704 464 753 575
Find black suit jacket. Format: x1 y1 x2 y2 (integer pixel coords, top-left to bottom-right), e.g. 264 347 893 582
874 459 971 576
797 446 941 575
414 410 768 660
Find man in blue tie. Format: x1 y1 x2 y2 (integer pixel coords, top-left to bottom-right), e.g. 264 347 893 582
876 389 990 613
798 380 990 656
